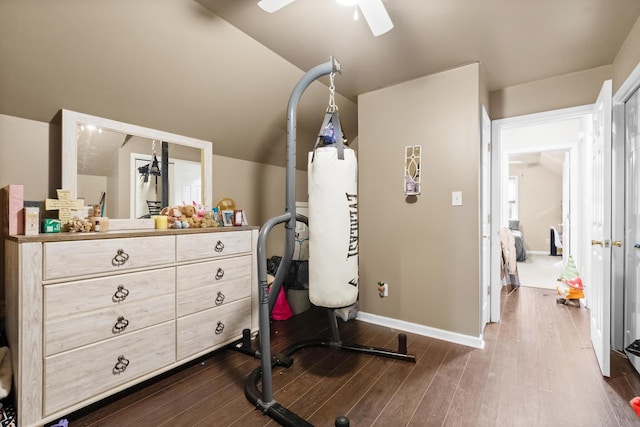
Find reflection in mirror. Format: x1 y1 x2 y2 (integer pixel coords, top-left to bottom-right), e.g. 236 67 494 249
63 110 212 220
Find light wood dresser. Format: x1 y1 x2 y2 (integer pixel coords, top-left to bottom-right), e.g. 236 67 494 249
4 227 259 427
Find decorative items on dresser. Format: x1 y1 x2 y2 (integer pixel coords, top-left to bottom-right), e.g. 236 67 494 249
4 227 258 427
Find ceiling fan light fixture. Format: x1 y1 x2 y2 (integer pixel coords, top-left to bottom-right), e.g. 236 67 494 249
258 0 391 37
257 0 295 13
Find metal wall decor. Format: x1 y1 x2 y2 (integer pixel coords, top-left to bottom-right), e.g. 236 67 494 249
404 145 421 195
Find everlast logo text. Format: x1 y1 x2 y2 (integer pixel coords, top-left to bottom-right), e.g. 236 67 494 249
346 193 358 259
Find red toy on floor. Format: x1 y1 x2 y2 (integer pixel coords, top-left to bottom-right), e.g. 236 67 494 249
630 396 640 418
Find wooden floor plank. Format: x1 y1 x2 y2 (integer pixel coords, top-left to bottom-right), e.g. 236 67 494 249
372 338 448 426
407 371 458 427
443 318 498 425
345 334 432 426
478 288 521 425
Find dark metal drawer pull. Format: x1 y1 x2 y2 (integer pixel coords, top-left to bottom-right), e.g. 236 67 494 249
215 291 225 306
215 268 225 280
112 249 130 267
215 240 224 252
112 316 129 333
215 321 225 334
112 354 130 375
112 285 130 302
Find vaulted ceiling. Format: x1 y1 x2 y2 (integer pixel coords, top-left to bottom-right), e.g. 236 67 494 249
200 0 640 101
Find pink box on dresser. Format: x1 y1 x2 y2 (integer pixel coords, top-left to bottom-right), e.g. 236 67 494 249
2 184 24 235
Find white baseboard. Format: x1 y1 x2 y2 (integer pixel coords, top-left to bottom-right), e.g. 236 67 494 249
527 250 549 255
356 311 485 349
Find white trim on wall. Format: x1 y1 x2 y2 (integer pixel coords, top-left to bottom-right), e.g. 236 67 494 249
357 311 485 349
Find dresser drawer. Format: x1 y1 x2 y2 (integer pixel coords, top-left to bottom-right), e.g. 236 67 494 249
176 255 251 317
44 268 175 356
44 321 175 415
177 298 251 360
176 230 251 262
44 235 175 280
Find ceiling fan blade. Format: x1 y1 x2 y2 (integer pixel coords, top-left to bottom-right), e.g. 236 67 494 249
257 0 296 13
358 0 393 36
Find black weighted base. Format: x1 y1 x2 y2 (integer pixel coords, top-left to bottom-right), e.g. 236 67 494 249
627 339 640 357
335 415 350 426
240 325 415 426
226 332 294 368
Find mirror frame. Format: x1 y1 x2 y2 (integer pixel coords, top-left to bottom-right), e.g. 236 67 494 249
61 109 213 218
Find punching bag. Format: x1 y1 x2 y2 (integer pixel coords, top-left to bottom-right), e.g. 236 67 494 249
307 117 358 308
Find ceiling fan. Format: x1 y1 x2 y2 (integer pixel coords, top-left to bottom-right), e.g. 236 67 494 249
257 0 393 37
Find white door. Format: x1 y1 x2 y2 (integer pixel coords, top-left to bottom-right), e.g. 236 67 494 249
590 80 612 377
171 159 201 206
625 88 640 373
481 106 491 327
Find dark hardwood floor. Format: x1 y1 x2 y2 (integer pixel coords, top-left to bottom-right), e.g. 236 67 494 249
62 286 640 426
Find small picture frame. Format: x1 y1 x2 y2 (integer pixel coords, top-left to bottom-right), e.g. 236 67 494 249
222 210 234 227
241 210 248 226
233 209 243 226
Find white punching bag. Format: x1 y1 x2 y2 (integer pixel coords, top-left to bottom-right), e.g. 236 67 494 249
307 145 358 308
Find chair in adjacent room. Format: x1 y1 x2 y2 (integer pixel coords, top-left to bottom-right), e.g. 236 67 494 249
550 225 563 256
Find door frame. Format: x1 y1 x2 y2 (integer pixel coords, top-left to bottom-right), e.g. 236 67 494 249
490 105 592 322
481 105 491 328
611 63 640 352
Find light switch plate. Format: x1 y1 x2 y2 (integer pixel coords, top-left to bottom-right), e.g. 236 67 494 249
452 191 462 206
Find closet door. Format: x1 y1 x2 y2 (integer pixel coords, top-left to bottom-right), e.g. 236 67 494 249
625 88 640 374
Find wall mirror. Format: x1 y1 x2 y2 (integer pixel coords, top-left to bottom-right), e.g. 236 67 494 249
62 109 213 220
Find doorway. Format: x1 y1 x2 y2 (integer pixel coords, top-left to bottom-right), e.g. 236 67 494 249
507 149 567 289
491 106 592 322
507 150 567 254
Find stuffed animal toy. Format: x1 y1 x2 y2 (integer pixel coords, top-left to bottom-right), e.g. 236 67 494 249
200 211 218 228
66 216 92 232
180 205 197 228
193 202 206 220
160 206 182 228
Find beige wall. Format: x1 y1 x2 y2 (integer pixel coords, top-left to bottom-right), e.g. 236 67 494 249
212 154 308 256
489 65 613 120
358 63 481 337
0 115 62 201
613 16 640 93
509 163 562 252
490 16 640 121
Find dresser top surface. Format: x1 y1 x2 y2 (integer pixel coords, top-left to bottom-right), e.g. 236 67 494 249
6 225 258 243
